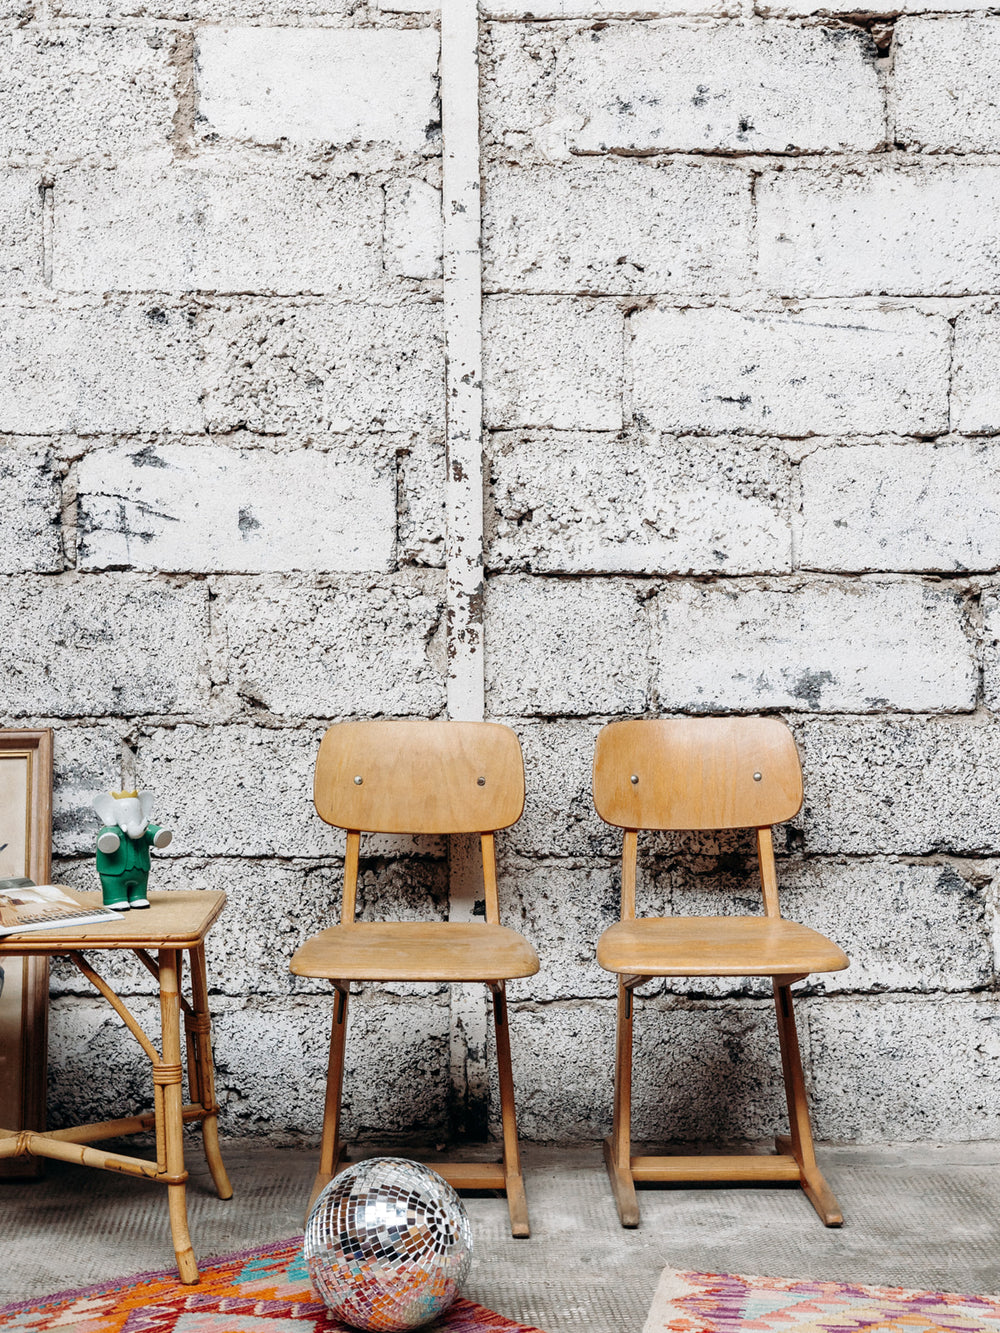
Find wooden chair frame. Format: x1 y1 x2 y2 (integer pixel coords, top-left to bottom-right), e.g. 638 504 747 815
295 721 537 1238
594 718 847 1229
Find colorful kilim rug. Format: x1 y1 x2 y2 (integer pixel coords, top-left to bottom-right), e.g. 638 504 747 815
643 1266 1000 1333
0 1237 545 1333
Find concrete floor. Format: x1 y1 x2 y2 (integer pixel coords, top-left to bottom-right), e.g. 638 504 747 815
2 1141 1000 1330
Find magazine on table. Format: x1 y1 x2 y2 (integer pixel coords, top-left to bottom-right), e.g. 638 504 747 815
0 880 120 937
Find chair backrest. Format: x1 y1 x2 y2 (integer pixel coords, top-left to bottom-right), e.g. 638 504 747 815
593 717 803 832
314 720 525 835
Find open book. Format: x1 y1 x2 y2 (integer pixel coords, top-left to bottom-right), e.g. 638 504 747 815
0 881 121 938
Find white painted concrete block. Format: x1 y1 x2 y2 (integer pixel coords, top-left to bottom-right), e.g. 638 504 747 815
384 179 442 280
483 296 623 429
76 440 396 573
0 574 209 717
0 302 201 433
213 572 446 719
800 440 1000 573
196 27 439 153
759 164 1000 297
486 575 647 715
892 17 1000 153
809 998 1000 1141
54 163 384 295
489 431 791 575
484 159 751 295
794 717 1000 854
0 28 175 162
654 579 976 713
630 305 950 437
202 299 444 434
952 310 1000 435
0 170 42 293
482 21 883 155
0 438 61 572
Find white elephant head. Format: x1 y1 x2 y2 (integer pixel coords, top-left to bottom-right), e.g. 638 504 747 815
92 790 156 841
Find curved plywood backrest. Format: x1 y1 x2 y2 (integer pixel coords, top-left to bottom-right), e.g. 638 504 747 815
314 720 525 834
593 716 803 831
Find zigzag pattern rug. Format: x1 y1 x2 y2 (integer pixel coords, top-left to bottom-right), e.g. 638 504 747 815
0 1237 545 1333
644 1267 1000 1333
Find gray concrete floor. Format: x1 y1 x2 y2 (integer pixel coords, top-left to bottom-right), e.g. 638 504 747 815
2 1141 1000 1330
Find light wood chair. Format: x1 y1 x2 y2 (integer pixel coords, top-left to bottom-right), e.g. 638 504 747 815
291 719 539 1237
593 716 849 1229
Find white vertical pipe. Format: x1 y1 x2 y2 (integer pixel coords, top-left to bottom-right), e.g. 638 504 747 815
441 0 485 724
441 0 490 1138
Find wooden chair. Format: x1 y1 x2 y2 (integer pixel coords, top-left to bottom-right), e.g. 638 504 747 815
291 719 539 1237
593 716 848 1229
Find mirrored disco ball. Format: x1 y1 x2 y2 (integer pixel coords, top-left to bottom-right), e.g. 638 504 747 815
303 1157 473 1332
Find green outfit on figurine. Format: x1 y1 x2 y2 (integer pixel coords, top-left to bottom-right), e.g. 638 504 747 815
92 790 173 911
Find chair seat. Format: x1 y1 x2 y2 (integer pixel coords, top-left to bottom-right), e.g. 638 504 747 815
291 921 540 982
597 915 848 978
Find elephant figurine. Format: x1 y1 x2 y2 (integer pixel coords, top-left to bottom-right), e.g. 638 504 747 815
92 790 172 911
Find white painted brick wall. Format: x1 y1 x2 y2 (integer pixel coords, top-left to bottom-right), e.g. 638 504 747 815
630 306 950 437
0 574 209 716
653 579 976 714
54 164 385 296
0 28 175 163
18 0 1000 1153
0 303 201 433
76 440 397 573
482 21 883 156
486 575 648 715
892 17 1000 153
196 27 440 154
484 160 751 295
0 438 62 572
799 440 1000 573
758 165 1000 298
483 296 623 429
489 431 791 575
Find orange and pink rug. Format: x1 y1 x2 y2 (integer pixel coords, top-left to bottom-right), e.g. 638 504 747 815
644 1267 1000 1333
0 1237 545 1333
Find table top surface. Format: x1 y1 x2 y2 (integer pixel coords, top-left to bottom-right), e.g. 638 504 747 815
0 891 227 953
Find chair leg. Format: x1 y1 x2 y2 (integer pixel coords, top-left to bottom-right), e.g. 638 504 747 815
604 980 639 1228
773 981 842 1227
308 984 350 1217
187 944 233 1201
491 983 529 1238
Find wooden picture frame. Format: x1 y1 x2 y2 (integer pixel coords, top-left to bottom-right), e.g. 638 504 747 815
0 729 53 1179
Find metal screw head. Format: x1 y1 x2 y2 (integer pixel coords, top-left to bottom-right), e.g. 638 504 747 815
477 776 486 787
630 774 639 785
354 776 364 786
753 772 762 782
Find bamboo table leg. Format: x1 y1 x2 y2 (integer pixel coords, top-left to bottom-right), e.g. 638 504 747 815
188 944 233 1201
159 948 198 1284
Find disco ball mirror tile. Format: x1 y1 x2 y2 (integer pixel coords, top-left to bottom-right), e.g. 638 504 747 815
303 1157 474 1332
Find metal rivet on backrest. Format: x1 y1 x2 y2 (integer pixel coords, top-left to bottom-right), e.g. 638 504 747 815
753 772 762 782
630 774 639 785
354 776 364 786
477 776 486 787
